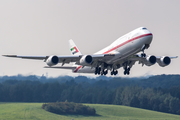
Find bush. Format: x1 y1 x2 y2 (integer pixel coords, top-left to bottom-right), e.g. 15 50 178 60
42 102 96 115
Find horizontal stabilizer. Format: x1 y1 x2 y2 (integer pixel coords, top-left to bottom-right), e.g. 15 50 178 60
169 56 178 59
44 66 76 69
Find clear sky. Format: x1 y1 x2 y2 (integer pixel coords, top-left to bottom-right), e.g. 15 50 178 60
0 0 179 77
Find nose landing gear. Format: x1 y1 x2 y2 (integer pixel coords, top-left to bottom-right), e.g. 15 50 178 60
141 44 149 58
141 53 146 58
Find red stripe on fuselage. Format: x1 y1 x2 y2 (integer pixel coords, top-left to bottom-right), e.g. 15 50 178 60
74 65 82 72
103 33 152 54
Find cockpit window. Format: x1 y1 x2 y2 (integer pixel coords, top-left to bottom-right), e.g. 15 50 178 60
142 28 147 30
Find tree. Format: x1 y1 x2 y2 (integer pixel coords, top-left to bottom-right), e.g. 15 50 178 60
169 97 180 114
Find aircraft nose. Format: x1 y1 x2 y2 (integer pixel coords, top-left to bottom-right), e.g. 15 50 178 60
141 28 153 44
145 33 153 45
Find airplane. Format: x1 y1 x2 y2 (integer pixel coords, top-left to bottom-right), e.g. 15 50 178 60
3 27 178 76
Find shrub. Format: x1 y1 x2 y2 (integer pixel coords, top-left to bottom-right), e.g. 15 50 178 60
42 102 96 115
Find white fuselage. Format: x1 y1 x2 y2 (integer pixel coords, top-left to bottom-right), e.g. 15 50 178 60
73 27 153 73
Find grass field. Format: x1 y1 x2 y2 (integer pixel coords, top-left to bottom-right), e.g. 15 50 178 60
0 103 180 120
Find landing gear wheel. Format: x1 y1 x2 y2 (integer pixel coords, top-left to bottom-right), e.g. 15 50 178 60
124 71 126 75
95 67 101 75
95 67 98 75
101 72 104 75
98 67 101 75
124 67 130 75
114 70 118 75
111 70 118 75
104 70 108 75
141 53 146 57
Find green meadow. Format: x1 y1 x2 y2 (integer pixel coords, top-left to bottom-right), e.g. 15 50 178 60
0 103 180 120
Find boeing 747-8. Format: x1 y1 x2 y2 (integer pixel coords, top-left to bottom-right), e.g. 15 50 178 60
3 27 178 75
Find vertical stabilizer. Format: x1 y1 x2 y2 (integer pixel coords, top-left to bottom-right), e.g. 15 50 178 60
69 39 82 55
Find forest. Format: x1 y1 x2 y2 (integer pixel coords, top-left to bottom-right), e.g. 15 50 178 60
0 74 180 115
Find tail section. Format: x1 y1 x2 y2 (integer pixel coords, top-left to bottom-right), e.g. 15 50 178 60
69 39 82 55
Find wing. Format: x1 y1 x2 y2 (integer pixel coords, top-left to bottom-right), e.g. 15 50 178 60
2 54 115 66
129 54 178 67
2 55 82 64
2 55 47 60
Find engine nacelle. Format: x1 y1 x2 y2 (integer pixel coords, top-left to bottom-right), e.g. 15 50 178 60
145 55 157 66
46 55 59 66
157 56 171 67
79 55 93 66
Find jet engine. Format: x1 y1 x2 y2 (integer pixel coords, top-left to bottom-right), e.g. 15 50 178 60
46 55 59 66
144 55 157 66
79 55 93 66
157 56 171 67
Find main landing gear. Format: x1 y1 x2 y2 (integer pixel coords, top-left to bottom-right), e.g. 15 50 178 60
124 67 130 75
123 61 134 75
95 67 101 75
95 67 117 76
111 69 118 75
95 67 108 75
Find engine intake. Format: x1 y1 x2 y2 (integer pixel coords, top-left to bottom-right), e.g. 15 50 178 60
157 56 171 67
46 55 59 66
80 55 93 66
145 55 156 66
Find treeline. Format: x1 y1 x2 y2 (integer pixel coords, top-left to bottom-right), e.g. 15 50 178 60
115 86 180 114
1 78 180 115
1 74 180 88
42 102 96 115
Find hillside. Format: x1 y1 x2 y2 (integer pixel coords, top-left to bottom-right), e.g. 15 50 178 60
0 103 180 120
1 74 180 115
